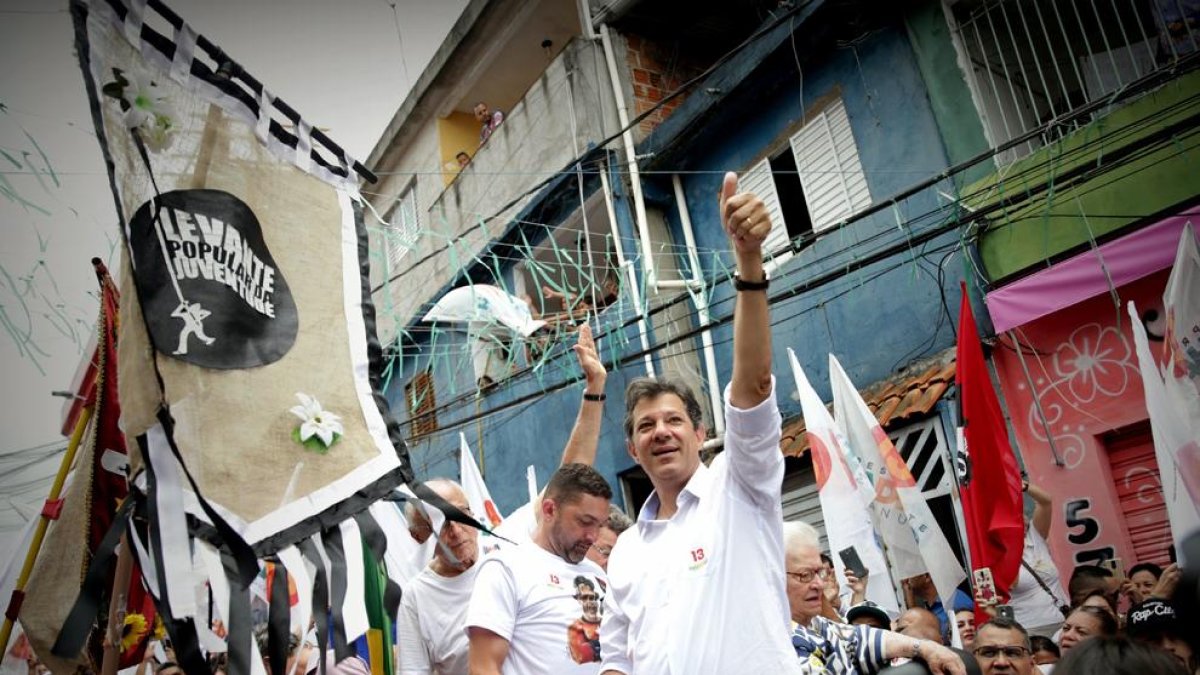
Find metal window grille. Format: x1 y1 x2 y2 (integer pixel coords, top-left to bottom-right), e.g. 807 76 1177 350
947 0 1194 165
890 416 955 498
386 185 421 270
405 369 438 438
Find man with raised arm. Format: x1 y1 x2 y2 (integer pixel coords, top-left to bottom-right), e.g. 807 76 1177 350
465 463 612 675
396 326 607 675
599 172 801 674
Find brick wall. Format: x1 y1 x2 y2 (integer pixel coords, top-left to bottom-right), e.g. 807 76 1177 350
624 33 707 138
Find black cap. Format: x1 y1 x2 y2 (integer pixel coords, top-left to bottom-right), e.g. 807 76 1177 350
1126 598 1180 639
845 601 891 627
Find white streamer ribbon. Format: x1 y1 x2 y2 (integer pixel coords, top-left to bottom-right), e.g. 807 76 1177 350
337 518 370 643
122 0 147 46
147 424 198 619
170 21 197 85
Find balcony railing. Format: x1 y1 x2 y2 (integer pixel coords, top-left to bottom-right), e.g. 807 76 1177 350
948 0 1196 164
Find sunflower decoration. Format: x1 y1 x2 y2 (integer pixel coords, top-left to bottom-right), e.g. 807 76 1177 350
120 613 149 652
152 615 167 641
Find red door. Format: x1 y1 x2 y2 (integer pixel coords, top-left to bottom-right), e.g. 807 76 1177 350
1104 421 1173 566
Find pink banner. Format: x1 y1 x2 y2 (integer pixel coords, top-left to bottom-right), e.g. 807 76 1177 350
986 212 1200 333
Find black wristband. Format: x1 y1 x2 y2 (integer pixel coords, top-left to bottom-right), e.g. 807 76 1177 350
583 392 606 402
733 273 769 292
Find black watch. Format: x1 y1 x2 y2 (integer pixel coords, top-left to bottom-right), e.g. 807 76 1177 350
733 273 769 292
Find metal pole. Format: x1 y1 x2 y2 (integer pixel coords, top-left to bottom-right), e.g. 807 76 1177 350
0 406 93 655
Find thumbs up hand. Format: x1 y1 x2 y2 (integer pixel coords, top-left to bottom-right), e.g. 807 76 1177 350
719 171 772 256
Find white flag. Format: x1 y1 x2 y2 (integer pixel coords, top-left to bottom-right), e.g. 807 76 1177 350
460 433 504 529
1128 225 1200 551
788 349 901 617
1164 222 1200 416
829 354 966 610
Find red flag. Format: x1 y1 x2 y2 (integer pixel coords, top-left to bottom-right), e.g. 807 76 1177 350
85 260 157 668
956 282 1024 606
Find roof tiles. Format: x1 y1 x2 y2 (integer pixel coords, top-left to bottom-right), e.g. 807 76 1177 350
779 353 956 458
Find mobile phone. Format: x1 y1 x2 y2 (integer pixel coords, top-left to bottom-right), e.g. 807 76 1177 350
973 567 997 604
996 604 1015 621
1101 557 1125 581
839 546 868 579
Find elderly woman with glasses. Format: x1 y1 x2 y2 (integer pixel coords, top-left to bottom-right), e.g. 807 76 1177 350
784 521 968 674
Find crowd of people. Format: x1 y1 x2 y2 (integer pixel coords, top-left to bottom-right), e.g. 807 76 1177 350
12 175 1196 675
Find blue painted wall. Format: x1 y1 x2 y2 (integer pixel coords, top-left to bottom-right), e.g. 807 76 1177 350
385 17 971 513
651 22 966 428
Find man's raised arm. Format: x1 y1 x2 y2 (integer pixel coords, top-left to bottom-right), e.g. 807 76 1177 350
720 171 774 409
559 322 608 466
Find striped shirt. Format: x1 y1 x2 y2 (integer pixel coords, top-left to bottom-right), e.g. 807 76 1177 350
791 616 888 674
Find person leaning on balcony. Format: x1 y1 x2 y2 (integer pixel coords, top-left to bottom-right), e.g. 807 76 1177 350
597 172 799 675
395 325 607 675
474 101 504 144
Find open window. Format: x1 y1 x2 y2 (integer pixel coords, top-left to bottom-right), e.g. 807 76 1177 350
516 193 621 328
739 97 872 271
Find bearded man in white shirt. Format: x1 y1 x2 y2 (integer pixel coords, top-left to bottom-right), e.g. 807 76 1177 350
396 326 607 675
466 463 611 675
598 173 800 675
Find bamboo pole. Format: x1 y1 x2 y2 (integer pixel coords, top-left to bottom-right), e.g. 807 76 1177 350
0 405 93 655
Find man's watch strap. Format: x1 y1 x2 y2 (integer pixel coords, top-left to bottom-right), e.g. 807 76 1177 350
583 392 606 402
733 273 769 292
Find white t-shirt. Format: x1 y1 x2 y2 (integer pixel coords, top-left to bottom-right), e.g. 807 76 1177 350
599 379 801 675
397 563 480 675
466 543 607 675
1008 528 1068 630
395 500 534 674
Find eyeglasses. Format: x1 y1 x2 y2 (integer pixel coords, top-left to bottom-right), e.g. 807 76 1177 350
592 544 613 556
576 593 599 601
973 646 1030 660
787 568 830 584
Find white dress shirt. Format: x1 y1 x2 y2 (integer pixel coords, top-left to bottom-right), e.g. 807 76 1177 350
599 379 801 674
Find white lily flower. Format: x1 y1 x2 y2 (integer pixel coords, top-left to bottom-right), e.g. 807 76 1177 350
122 72 169 129
290 392 344 448
120 72 177 152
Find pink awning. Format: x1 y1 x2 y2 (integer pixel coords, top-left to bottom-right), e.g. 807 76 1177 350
985 211 1200 333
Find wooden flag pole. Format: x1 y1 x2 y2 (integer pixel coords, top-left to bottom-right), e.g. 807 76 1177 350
0 405 93 655
99 532 134 675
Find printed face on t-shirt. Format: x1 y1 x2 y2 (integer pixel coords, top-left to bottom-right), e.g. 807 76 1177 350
574 580 602 622
626 393 705 494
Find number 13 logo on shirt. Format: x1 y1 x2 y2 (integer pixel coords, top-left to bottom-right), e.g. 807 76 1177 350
688 547 708 571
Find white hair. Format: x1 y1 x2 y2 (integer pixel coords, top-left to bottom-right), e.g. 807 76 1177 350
782 520 820 557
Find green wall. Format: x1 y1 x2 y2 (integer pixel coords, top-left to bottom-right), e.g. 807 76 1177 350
969 69 1200 282
903 0 991 187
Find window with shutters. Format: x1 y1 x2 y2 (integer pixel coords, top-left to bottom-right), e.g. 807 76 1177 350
405 369 438 439
791 98 872 232
739 97 871 272
384 183 420 270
